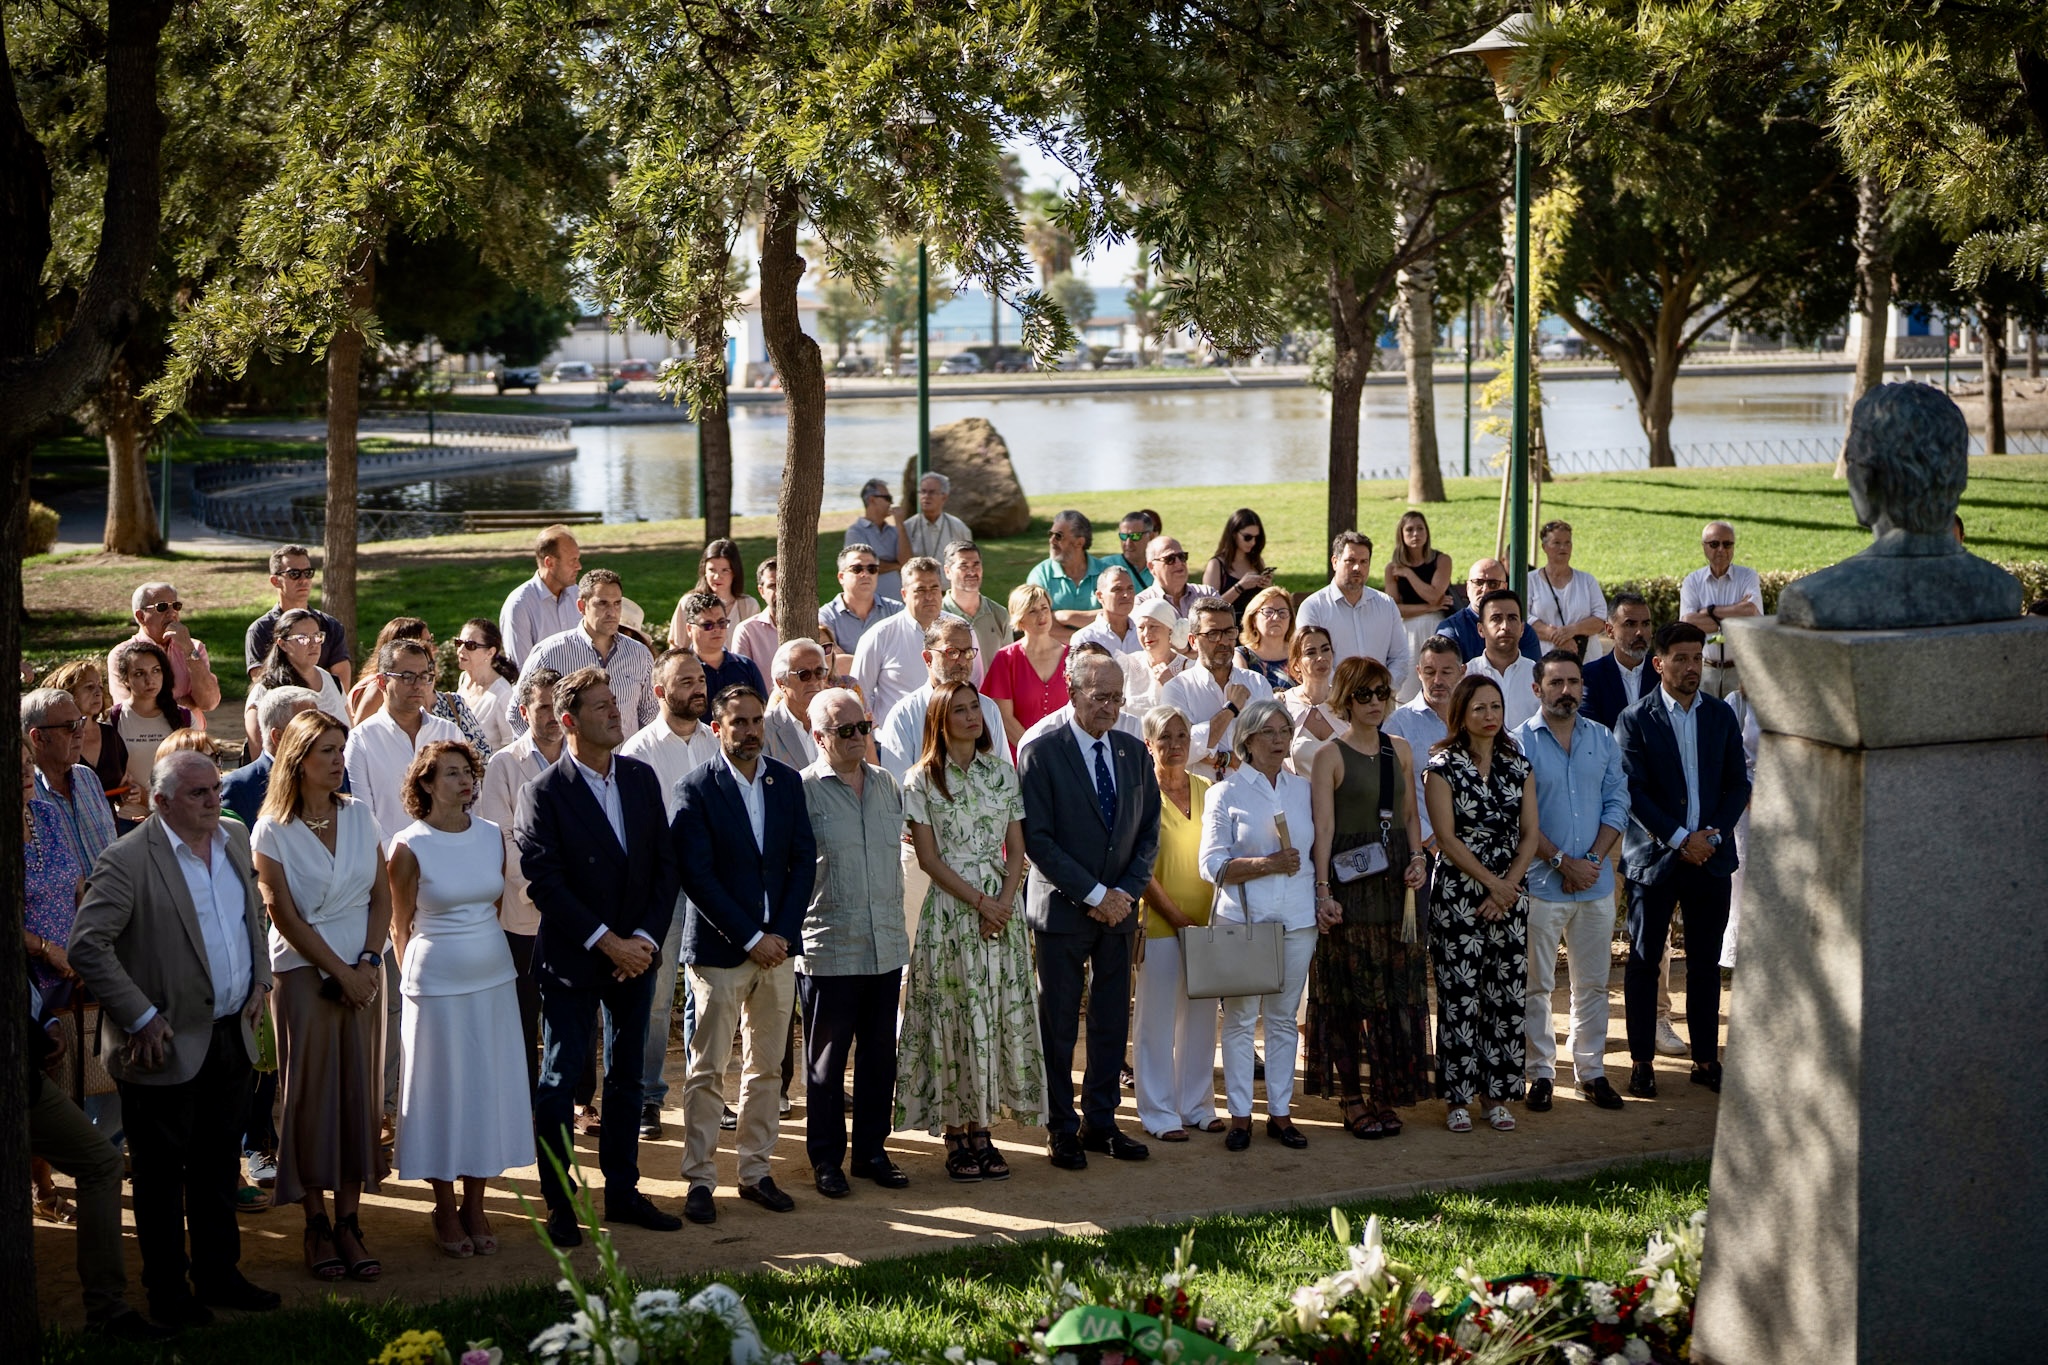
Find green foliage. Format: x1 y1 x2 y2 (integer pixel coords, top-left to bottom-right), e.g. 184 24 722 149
379 233 580 366
875 246 958 372
816 277 876 360
1047 273 1097 332
24 502 61 557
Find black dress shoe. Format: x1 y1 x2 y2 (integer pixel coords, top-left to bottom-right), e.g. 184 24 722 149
1224 1125 1251 1152
1526 1078 1554 1112
546 1207 584 1247
1047 1132 1089 1170
1079 1126 1150 1161
639 1104 664 1139
605 1190 682 1231
739 1177 796 1213
1690 1062 1723 1093
1578 1076 1626 1110
684 1185 716 1224
852 1156 910 1188
93 1310 179 1342
195 1275 280 1313
814 1165 851 1198
1265 1118 1309 1149
147 1297 213 1330
1628 1061 1658 1099
1252 1052 1266 1081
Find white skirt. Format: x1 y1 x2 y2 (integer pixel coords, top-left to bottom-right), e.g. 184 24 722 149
396 981 536 1182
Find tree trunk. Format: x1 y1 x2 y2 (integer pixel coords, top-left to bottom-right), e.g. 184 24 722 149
1641 354 1679 467
990 287 1001 362
1397 233 1445 503
1836 169 1893 477
324 258 374 665
100 350 164 554
1981 298 2008 455
691 300 733 542
1325 262 1377 545
758 184 826 642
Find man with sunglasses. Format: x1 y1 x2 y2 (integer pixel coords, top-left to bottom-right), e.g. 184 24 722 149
796 688 912 1198
845 478 911 600
1439 558 1543 664
243 545 351 691
1110 512 1156 591
818 546 903 660
1029 510 1109 636
108 581 222 714
24 687 120 872
1679 522 1762 636
763 639 830 770
1134 536 1202 618
853 556 982 724
677 589 767 701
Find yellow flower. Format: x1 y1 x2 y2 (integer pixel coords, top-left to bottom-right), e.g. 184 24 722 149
375 1329 452 1365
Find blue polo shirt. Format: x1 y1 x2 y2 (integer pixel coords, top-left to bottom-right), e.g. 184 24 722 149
1028 554 1110 612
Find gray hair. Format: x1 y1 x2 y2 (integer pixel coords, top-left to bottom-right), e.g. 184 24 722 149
807 686 864 732
1052 508 1093 548
919 472 952 494
20 687 73 737
150 748 217 803
256 685 321 745
902 555 943 582
1141 703 1189 744
772 636 826 679
1064 649 1122 693
923 616 972 649
859 477 893 501
131 581 176 612
1096 563 1135 594
1232 698 1292 762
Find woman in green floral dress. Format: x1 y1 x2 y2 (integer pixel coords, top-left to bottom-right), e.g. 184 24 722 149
898 680 1046 1182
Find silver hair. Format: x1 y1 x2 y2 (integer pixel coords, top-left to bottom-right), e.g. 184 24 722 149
1232 697 1292 763
257 685 321 744
1064 649 1122 692
919 472 951 494
772 636 826 679
131 581 177 612
807 686 864 732
1141 703 1189 745
1096 563 1135 593
20 687 73 737
1052 508 1093 547
150 748 217 803
942 538 979 562
902 555 943 582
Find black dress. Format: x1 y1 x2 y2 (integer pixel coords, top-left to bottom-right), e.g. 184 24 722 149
1425 742 1531 1106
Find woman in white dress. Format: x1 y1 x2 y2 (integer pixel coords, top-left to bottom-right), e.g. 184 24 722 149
244 607 350 754
387 740 532 1257
451 618 518 754
1278 625 1345 776
1120 598 1190 716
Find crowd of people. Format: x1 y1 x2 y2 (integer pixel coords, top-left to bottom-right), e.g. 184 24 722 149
25 481 1834 1334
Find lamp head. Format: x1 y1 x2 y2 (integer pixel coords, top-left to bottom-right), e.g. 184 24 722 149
1453 12 1541 105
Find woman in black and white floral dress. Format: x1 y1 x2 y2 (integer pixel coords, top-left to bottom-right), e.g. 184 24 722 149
1423 674 1539 1134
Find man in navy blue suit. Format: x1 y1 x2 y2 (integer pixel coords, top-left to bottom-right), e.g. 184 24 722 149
1615 622 1752 1099
1580 591 1653 730
514 665 682 1246
672 685 817 1224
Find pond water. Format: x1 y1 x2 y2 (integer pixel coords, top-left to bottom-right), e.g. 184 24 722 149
355 368 1880 520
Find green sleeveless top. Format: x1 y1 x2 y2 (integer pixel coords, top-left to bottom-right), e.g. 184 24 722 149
1333 738 1401 837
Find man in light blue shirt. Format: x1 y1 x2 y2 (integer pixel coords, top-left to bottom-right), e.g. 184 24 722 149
1513 650 1629 1113
498 526 583 667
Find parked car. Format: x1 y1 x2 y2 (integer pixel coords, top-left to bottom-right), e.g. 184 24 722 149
831 355 876 377
615 358 656 380
552 360 595 382
1158 349 1194 369
1538 336 1585 361
938 352 983 375
495 365 542 394
1097 348 1140 370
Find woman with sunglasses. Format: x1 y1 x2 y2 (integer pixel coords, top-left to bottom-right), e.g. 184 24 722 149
43 660 130 810
1202 508 1275 622
896 680 1044 1183
1306 658 1430 1139
245 608 351 756
106 638 191 821
451 619 519 754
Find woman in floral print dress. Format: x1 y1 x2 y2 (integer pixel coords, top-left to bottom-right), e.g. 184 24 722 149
1423 674 1539 1135
897 680 1047 1182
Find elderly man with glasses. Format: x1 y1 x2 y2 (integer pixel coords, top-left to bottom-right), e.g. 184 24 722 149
763 639 831 770
902 473 974 579
1679 521 1763 636
108 581 222 714
1134 536 1202 618
25 686 120 870
244 544 351 690
1439 558 1543 664
845 477 911 601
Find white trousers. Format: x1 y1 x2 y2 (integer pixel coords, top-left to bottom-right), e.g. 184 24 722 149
1220 926 1317 1119
680 958 795 1189
1525 894 1616 1082
1131 934 1219 1134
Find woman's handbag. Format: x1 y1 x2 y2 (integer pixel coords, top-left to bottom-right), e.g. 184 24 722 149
1329 743 1399 883
1180 919 1286 1000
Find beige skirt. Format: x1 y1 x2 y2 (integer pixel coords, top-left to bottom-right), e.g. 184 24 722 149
273 965 388 1204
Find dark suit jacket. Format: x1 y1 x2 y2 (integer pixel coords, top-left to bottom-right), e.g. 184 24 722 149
671 755 817 970
1018 724 1162 936
1615 688 1752 886
1581 654 1645 731
514 751 679 990
220 752 272 828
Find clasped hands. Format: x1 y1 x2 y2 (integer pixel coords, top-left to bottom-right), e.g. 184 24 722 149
1477 874 1523 922
1554 854 1601 894
1679 829 1720 866
1088 888 1136 927
599 930 659 979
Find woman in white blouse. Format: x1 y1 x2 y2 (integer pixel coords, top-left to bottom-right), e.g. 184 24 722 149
1198 698 1317 1153
1527 520 1610 662
1278 625 1344 776
244 608 350 755
1120 598 1190 717
451 618 518 754
251 709 391 1284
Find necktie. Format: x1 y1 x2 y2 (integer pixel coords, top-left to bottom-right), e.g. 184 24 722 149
1092 739 1117 829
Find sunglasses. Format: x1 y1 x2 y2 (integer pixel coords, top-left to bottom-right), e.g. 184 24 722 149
1704 539 1734 549
277 567 316 581
695 618 730 631
284 632 327 648
844 563 880 575
783 666 830 683
1155 551 1189 565
825 720 873 739
31 718 89 736
1348 685 1395 704
454 638 490 651
1118 531 1148 542
142 600 183 614
1470 578 1504 590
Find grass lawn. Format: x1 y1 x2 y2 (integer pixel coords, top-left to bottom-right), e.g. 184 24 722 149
24 458 2048 702
39 1158 1710 1365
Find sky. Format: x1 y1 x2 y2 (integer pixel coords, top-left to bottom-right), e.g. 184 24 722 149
1009 138 1138 289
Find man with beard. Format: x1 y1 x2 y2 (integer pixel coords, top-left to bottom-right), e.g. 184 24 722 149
1160 598 1274 777
1583 591 1653 729
1512 652 1629 1112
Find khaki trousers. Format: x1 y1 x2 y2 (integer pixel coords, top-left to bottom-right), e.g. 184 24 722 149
680 957 796 1189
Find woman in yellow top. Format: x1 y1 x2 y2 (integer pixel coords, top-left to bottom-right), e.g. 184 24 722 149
1132 704 1220 1141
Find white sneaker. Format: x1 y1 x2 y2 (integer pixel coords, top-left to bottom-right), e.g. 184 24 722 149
1654 1019 1687 1056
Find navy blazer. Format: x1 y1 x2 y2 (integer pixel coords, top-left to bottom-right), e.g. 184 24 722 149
1615 688 1752 886
671 755 817 970
1581 654 1645 731
514 752 679 989
1018 725 1162 936
1441 605 1543 664
220 752 273 828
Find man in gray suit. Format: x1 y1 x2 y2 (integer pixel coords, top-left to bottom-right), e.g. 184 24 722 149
763 637 828 769
1019 651 1162 1170
69 750 279 1326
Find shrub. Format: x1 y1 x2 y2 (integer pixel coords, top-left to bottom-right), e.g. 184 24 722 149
1602 562 2043 625
25 500 60 556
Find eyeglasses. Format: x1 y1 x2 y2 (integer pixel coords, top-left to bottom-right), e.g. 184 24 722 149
142 600 183 614
1238 529 1261 540
782 666 830 683
30 718 88 736
1256 605 1289 618
695 618 730 631
1470 577 1504 589
1348 685 1395 704
1118 531 1148 542
1191 626 1234 640
277 567 316 581
934 646 974 660
284 632 327 647
825 720 873 739
1155 551 1189 565
1080 689 1126 705
1703 539 1734 549
382 670 434 686
844 563 880 576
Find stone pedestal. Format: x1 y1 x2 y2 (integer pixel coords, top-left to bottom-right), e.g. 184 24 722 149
1693 615 2048 1365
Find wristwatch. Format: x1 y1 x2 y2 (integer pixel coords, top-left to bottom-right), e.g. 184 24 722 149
356 950 384 969
1587 852 1604 868
1547 852 1564 870
1224 701 1240 716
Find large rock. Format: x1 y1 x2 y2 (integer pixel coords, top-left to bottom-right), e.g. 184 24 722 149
899 417 1031 538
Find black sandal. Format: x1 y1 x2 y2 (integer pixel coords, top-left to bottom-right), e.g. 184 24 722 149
968 1130 1011 1180
334 1212 382 1281
1340 1098 1385 1140
1377 1108 1404 1137
943 1133 983 1183
303 1213 344 1281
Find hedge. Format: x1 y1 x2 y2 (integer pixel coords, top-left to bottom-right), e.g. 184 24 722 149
26 500 60 556
1602 561 2048 625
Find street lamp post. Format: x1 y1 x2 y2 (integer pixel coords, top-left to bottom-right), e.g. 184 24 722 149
917 242 931 478
1463 293 1475 478
1455 12 1540 601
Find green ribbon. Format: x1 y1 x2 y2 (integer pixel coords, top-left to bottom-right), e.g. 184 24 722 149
1043 1307 1252 1365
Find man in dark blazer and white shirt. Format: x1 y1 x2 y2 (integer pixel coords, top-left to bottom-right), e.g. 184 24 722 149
1615 621 1752 1100
672 684 818 1223
514 665 682 1245
1581 591 1653 730
1019 651 1162 1170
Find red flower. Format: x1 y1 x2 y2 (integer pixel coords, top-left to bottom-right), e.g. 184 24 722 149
1144 1296 1164 1317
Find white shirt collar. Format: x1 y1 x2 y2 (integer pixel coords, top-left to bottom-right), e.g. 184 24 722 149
162 820 227 862
571 752 615 788
723 753 765 790
1661 685 1696 715
1068 715 1112 757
